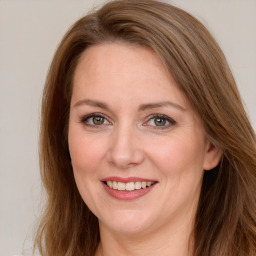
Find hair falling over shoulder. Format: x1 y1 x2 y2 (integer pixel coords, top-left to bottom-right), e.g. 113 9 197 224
34 0 256 255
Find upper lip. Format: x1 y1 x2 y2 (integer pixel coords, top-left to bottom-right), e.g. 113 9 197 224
101 176 158 183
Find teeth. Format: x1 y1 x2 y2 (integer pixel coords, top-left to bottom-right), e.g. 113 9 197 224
126 182 135 191
106 181 113 189
117 182 126 190
105 181 154 191
113 181 118 189
146 181 152 186
135 181 142 189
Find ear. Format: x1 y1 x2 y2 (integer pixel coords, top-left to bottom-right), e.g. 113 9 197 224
203 140 222 171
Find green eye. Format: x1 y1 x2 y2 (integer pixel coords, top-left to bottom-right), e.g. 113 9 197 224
81 114 110 126
154 117 167 126
93 116 105 125
146 114 176 129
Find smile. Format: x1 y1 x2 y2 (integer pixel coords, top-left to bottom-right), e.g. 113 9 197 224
104 181 155 191
101 177 157 200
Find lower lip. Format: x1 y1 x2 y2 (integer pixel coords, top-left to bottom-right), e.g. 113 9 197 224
102 182 156 200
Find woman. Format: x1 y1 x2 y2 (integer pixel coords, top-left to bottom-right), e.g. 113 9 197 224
34 0 256 255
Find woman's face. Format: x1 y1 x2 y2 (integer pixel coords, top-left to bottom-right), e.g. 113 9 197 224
68 43 220 235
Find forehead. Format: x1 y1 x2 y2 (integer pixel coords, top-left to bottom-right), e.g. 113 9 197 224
72 42 189 109
75 42 170 80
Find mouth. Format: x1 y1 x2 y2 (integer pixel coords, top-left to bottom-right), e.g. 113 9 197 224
101 177 158 200
103 180 155 191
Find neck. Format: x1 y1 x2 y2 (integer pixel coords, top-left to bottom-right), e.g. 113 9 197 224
95 214 195 256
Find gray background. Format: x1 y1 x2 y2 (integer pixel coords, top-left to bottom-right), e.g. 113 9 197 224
0 0 255 255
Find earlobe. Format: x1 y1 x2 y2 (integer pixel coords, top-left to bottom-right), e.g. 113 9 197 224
203 141 222 171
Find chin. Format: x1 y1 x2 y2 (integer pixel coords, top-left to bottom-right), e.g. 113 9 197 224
100 210 154 234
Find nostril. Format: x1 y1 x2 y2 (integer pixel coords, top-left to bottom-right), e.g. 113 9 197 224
107 148 145 169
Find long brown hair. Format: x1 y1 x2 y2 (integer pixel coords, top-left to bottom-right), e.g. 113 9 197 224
35 0 256 255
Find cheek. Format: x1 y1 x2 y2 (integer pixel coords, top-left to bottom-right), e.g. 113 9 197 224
148 133 206 177
146 134 206 217
68 128 108 210
68 128 107 174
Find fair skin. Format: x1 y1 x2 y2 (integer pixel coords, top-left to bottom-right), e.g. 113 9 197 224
68 43 221 256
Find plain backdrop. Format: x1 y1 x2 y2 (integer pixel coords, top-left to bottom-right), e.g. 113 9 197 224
0 0 255 255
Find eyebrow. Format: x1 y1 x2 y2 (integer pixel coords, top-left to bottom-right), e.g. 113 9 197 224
73 99 110 110
138 101 186 112
73 99 186 112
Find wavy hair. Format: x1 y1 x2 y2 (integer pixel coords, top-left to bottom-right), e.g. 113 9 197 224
34 0 256 255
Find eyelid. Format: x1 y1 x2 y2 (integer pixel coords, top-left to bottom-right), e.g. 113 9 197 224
143 114 176 128
80 113 112 126
79 112 176 129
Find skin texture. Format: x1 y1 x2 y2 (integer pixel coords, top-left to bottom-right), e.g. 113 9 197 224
68 43 221 256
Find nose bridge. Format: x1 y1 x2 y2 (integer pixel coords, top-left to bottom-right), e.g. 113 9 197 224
107 121 144 168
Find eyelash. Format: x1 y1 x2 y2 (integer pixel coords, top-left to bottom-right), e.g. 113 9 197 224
144 114 176 129
80 113 111 128
80 113 176 129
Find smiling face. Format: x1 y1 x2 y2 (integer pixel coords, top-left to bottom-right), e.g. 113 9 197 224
68 43 221 235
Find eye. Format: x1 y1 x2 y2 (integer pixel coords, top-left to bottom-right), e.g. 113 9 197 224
151 117 167 126
145 114 176 129
81 114 111 127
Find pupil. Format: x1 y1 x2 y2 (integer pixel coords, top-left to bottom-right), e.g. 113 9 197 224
154 118 166 126
93 116 104 125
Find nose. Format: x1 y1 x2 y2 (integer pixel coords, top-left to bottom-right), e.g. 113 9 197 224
107 124 145 169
